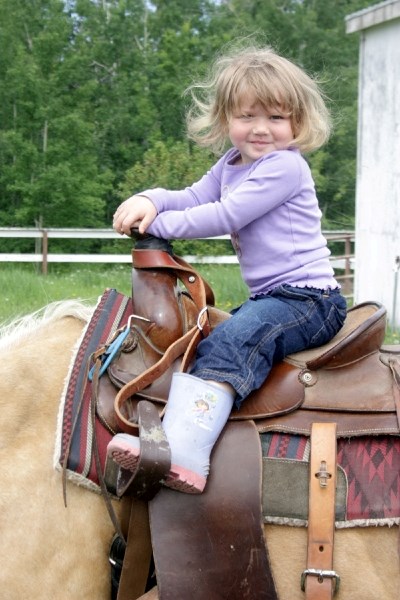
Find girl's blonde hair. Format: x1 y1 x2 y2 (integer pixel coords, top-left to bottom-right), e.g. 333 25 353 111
185 45 331 154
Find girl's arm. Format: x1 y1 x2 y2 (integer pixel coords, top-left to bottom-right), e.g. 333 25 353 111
147 151 302 239
113 153 227 235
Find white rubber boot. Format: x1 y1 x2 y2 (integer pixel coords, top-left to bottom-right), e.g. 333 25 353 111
161 372 234 493
107 372 234 494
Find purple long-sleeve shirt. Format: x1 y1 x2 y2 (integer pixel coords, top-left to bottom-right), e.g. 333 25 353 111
144 147 339 296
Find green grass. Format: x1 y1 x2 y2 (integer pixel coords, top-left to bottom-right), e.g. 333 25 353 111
384 327 400 345
0 263 249 324
1 263 399 345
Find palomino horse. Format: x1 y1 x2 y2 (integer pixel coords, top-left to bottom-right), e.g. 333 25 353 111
0 257 399 598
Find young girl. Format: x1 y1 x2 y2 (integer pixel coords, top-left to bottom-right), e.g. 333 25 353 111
107 45 347 494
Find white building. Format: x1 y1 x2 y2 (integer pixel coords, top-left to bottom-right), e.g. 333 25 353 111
346 1 400 327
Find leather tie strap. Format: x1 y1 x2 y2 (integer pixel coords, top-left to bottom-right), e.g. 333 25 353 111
302 422 339 599
116 497 153 600
113 320 206 434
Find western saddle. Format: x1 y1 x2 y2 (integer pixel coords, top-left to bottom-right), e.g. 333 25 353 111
91 234 400 600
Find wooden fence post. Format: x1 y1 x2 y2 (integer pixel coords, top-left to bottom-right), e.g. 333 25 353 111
41 229 48 275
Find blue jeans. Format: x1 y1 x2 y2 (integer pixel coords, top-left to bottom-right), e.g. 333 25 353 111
190 285 347 408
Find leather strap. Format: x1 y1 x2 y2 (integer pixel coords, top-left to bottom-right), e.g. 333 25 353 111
149 421 278 600
117 497 153 600
114 322 205 433
116 400 171 499
302 422 339 599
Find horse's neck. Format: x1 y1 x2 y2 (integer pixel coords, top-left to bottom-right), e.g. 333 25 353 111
0 316 85 448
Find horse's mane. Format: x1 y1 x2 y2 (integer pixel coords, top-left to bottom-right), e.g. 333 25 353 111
0 299 94 351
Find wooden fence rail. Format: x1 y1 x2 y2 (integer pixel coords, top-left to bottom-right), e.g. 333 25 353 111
0 227 354 296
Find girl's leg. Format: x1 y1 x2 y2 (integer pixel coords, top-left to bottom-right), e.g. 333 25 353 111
191 286 347 406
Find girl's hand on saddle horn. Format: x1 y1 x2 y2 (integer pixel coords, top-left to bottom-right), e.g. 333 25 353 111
113 195 157 235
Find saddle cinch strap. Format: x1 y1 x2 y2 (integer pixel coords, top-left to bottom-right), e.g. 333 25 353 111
98 245 400 438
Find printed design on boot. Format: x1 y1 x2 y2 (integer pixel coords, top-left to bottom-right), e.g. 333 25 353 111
191 390 218 431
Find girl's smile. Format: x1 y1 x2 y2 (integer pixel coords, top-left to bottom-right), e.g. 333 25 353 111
228 98 295 164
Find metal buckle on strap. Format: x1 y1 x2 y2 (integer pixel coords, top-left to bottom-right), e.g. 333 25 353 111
301 569 340 594
196 306 208 331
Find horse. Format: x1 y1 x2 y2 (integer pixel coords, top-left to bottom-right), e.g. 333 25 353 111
1 277 399 598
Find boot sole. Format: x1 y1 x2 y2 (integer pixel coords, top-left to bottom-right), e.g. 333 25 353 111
164 464 206 494
107 435 140 472
108 435 207 494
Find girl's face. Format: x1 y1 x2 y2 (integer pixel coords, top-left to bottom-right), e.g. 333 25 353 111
228 96 294 164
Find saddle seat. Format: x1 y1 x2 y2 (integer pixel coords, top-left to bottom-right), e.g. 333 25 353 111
287 301 385 370
235 301 400 436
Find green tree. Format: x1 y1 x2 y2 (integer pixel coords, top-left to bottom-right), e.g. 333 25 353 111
120 139 213 194
0 0 375 231
0 0 113 227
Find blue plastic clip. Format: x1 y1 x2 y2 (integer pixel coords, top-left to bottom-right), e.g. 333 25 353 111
88 316 133 381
